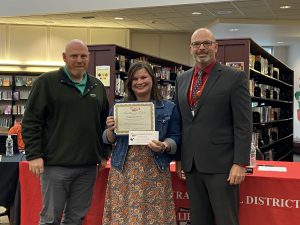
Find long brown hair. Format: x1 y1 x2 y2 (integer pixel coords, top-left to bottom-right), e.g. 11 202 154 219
125 61 162 101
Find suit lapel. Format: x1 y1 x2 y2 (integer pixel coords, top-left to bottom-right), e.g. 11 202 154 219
193 63 222 116
181 69 194 118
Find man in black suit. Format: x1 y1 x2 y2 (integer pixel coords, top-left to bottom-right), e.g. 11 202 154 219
175 28 252 225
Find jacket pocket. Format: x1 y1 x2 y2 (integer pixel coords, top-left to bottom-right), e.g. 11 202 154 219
211 136 234 144
157 115 171 139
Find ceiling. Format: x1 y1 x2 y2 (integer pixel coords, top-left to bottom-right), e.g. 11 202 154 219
0 0 300 46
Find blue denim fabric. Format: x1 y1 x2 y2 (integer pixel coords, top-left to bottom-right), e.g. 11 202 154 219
108 100 181 172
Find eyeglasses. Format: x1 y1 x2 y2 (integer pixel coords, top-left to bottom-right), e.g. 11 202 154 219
190 40 215 48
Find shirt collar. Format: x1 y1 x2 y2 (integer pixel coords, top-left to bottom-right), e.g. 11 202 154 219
194 60 217 76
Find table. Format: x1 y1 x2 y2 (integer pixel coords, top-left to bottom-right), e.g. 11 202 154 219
19 160 300 225
239 160 300 225
0 153 26 225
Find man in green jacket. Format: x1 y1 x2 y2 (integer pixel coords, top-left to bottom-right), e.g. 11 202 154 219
22 39 111 225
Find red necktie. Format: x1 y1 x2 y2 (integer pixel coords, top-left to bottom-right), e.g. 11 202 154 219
192 70 203 99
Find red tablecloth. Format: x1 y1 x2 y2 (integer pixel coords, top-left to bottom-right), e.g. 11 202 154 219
239 161 300 225
19 161 300 225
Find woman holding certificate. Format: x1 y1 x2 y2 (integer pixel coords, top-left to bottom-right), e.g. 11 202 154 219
102 61 181 224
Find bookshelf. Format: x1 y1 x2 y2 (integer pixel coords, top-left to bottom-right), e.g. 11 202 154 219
87 44 191 106
0 71 40 133
216 38 294 161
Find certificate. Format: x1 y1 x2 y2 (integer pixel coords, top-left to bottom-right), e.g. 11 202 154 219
129 131 159 145
114 102 155 135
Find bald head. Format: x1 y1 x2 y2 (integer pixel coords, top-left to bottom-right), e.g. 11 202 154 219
64 39 88 53
62 39 90 82
191 28 215 43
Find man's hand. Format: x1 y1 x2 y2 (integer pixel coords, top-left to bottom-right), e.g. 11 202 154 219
28 158 44 176
227 164 246 185
98 159 108 171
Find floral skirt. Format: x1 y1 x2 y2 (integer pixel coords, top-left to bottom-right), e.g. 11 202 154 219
102 145 176 225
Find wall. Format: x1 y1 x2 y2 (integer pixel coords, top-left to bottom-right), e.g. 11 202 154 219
288 44 300 143
131 30 192 66
0 24 130 64
0 24 191 67
273 46 288 66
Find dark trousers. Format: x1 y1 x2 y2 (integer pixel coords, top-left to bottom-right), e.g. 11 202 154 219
39 165 97 225
185 165 240 225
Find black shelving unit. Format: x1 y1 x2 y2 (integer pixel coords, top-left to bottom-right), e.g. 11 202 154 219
216 38 294 161
87 44 191 106
0 71 40 133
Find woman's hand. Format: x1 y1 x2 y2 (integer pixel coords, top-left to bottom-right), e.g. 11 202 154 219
148 140 168 153
106 116 116 143
106 116 116 131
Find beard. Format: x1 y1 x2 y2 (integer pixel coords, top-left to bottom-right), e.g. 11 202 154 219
194 53 212 65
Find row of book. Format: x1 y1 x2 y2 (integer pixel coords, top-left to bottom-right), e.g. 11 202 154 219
259 127 279 144
249 54 280 79
255 125 291 148
0 76 13 86
0 104 25 115
153 66 184 80
0 75 37 86
159 84 175 100
115 75 125 97
249 54 293 85
249 80 280 100
115 54 185 79
116 55 147 72
0 90 30 100
251 132 277 161
0 118 13 128
12 105 26 115
15 76 37 86
252 106 281 123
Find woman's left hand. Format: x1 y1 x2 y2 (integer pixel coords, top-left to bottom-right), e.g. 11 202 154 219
148 140 167 153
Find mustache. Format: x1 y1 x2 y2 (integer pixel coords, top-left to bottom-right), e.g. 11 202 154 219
74 64 85 67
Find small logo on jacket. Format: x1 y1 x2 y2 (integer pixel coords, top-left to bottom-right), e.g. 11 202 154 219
90 94 96 97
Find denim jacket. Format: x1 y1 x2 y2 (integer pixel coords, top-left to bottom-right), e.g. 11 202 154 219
103 99 181 172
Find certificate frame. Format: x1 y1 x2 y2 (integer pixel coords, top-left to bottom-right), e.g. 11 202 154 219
114 102 155 135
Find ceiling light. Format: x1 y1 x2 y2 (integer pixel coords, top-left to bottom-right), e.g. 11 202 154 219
82 16 95 19
280 5 291 9
114 17 124 20
192 12 202 15
217 10 233 15
229 28 239 32
277 41 285 44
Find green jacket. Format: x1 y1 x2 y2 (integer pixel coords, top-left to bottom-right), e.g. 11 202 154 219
22 67 111 166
